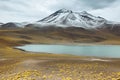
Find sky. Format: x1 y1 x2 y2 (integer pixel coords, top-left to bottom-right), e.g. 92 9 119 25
0 0 120 23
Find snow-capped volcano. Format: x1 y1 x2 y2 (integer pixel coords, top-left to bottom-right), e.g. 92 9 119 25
38 9 107 28
1 9 119 29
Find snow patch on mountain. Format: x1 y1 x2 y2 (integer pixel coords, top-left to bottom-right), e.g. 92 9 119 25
37 9 107 28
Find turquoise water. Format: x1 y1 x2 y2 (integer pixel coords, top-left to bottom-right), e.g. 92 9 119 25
16 44 120 58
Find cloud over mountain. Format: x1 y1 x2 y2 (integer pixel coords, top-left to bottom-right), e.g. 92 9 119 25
0 0 119 22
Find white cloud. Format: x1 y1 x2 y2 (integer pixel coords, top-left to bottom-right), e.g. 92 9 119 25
89 0 120 22
0 0 119 23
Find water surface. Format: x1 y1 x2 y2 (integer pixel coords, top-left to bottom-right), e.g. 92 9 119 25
16 44 120 58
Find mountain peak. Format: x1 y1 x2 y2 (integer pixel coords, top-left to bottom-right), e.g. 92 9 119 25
38 9 107 28
80 11 90 15
56 9 73 13
81 11 88 14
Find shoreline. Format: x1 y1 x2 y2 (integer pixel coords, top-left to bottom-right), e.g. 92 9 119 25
14 43 120 59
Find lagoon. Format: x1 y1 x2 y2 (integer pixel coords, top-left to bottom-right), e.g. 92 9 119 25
16 44 120 58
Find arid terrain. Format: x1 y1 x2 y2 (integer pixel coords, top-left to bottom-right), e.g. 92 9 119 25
0 28 120 80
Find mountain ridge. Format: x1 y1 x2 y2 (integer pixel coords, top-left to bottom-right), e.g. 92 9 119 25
0 9 120 29
37 9 107 28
